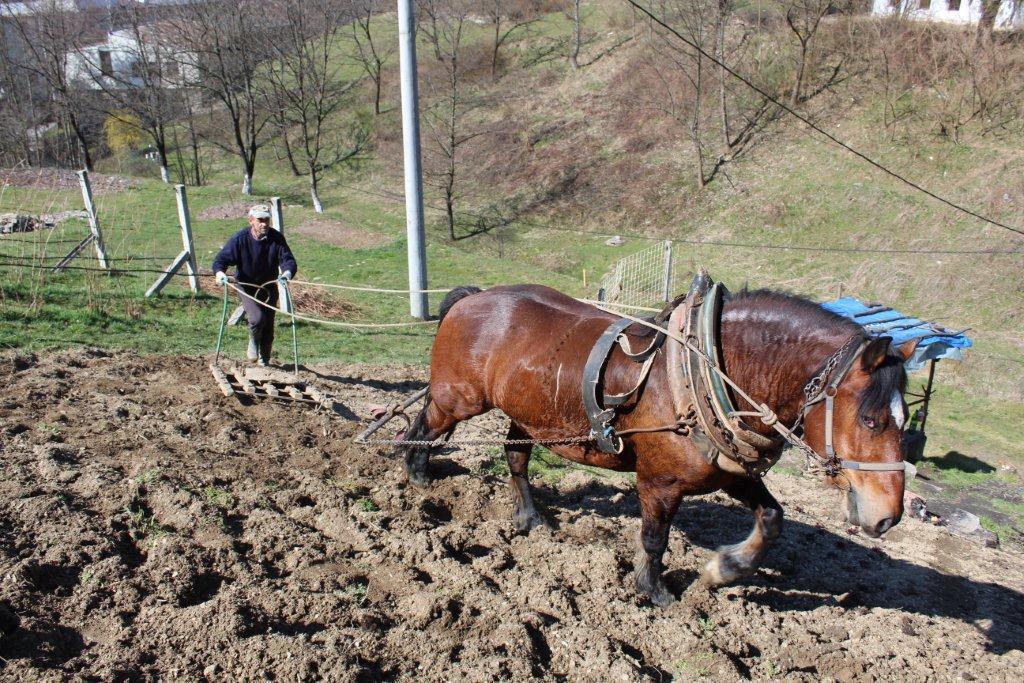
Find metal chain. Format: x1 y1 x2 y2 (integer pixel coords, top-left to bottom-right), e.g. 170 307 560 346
355 434 595 447
803 335 862 405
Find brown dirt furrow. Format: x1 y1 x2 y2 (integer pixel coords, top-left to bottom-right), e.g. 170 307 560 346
0 350 1020 680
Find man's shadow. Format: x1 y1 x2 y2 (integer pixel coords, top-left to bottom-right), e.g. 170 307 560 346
545 479 1024 655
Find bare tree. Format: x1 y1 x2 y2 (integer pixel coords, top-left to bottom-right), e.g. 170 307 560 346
485 0 542 80
416 0 445 61
783 0 834 106
263 0 368 213
72 5 185 183
351 0 395 115
643 0 717 189
170 0 272 195
420 0 485 240
714 0 733 153
5 1 98 169
181 93 205 185
569 0 582 70
0 23 41 166
976 0 1002 46
566 0 633 71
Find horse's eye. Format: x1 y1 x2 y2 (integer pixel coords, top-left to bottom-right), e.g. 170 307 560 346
860 416 877 430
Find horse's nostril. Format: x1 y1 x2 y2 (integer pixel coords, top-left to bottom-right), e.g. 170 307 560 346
875 517 894 535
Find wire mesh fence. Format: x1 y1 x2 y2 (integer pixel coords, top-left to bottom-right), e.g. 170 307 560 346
598 240 672 309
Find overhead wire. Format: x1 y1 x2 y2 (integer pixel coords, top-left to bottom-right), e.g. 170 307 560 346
331 180 1023 257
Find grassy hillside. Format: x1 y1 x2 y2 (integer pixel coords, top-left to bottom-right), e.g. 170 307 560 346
2 2 1022 538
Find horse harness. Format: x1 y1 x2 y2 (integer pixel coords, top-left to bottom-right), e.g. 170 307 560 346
583 271 913 478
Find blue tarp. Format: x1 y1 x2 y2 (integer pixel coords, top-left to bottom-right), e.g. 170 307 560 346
821 297 972 373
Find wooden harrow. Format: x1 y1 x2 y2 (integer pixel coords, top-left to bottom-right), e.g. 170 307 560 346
209 364 335 409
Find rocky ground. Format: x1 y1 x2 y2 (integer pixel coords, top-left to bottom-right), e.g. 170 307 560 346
0 349 1021 681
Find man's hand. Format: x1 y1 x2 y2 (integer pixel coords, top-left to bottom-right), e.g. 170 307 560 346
278 270 292 286
215 271 229 285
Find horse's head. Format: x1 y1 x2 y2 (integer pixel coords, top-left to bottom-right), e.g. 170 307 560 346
802 336 918 538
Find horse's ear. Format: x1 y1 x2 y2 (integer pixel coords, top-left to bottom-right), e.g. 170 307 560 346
893 338 920 362
860 336 892 373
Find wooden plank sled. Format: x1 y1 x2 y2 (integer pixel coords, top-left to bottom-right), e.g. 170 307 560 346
211 364 336 411
209 364 235 397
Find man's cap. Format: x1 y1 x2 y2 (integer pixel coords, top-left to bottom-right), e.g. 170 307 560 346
248 204 271 219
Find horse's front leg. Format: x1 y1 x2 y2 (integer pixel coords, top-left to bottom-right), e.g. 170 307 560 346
635 475 686 607
701 475 783 586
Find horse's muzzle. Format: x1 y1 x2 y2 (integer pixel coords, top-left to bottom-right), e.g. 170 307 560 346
843 489 901 537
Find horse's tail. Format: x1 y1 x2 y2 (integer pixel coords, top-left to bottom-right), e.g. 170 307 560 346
437 286 482 325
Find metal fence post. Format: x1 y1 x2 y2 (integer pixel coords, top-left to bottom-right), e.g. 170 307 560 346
661 240 673 302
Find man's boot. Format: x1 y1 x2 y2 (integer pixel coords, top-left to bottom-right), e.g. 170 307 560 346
258 326 274 367
247 331 259 362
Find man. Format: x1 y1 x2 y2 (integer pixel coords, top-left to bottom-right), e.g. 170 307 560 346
213 205 298 366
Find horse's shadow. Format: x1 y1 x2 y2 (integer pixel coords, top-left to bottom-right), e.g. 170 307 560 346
542 479 1024 655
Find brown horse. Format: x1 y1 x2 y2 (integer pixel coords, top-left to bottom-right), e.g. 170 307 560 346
401 284 917 605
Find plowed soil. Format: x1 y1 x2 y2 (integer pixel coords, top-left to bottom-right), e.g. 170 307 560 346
1 350 1021 681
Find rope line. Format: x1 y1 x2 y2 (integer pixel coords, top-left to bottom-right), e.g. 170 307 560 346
623 0 1024 237
289 278 451 294
228 280 436 329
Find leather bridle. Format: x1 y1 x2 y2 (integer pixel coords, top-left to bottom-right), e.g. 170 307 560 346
795 334 914 476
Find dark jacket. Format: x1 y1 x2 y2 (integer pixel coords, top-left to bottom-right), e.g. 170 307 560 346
212 227 298 286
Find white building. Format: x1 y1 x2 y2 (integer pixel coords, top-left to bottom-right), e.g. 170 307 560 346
66 23 197 90
872 0 1024 29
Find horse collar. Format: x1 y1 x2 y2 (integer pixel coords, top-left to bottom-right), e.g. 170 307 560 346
665 273 785 476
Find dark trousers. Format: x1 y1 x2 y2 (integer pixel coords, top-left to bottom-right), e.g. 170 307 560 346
240 285 277 358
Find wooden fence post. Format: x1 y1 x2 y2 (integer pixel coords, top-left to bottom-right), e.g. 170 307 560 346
661 240 673 302
53 169 108 272
146 184 198 297
270 197 284 234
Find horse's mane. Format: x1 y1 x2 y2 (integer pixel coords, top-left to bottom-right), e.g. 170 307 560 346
725 288 860 336
724 288 906 415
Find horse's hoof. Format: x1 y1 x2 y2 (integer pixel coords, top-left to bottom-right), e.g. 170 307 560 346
700 552 743 587
513 511 545 534
407 471 431 488
646 584 675 608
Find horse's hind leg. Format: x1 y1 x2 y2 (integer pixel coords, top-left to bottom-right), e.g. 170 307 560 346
402 397 458 487
505 424 544 533
701 476 783 586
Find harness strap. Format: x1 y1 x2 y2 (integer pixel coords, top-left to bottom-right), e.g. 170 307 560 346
824 393 836 459
583 318 666 454
841 460 912 471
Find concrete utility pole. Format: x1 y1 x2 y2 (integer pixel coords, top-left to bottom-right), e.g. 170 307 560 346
397 0 429 319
